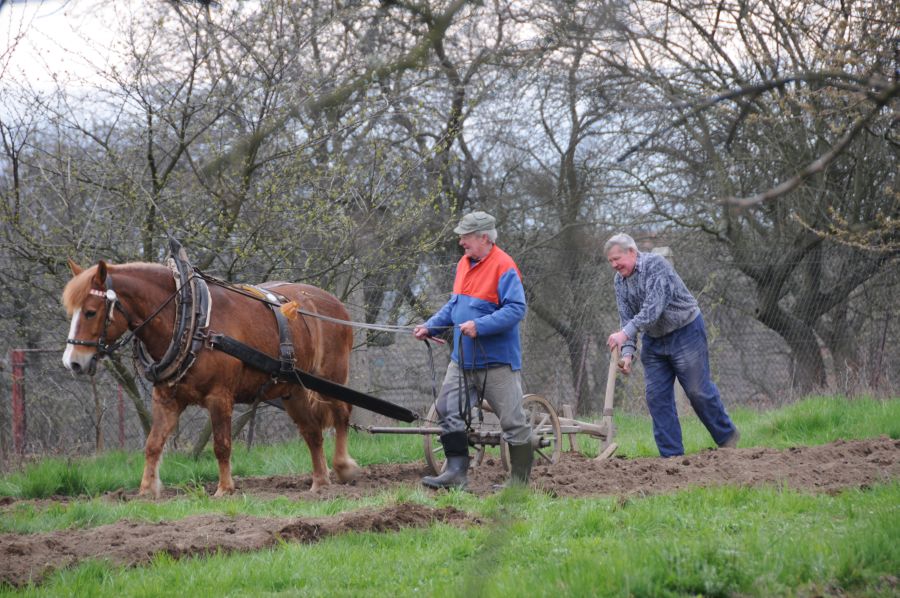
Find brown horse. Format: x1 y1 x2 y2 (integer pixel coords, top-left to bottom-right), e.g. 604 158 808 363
61 259 359 497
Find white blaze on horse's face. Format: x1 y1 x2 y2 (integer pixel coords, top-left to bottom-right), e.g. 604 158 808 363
63 303 106 375
62 308 84 371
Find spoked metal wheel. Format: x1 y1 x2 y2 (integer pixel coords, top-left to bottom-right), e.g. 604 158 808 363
501 393 562 469
423 402 496 476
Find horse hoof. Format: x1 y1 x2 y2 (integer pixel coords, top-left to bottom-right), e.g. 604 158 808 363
309 478 330 492
138 483 162 499
213 486 235 498
334 462 360 484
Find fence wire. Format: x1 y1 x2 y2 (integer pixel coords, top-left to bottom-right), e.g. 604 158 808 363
2 240 897 462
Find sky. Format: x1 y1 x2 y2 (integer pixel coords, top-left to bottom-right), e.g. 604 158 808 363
1 0 124 91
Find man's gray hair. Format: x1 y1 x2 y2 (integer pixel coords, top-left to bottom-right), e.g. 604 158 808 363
467 229 498 243
604 233 638 254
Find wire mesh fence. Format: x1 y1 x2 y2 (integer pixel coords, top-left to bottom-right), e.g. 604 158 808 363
1 238 897 464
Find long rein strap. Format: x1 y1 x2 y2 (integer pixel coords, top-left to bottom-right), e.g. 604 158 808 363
123 284 182 345
195 270 438 334
193 270 425 422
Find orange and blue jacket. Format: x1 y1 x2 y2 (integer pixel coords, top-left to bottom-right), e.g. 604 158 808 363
424 245 526 370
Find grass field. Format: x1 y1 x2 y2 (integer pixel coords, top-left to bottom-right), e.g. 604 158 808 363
1 395 898 597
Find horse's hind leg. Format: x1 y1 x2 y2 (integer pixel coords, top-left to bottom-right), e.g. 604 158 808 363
332 404 360 483
139 390 184 499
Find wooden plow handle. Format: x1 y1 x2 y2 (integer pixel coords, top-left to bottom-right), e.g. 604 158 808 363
596 345 620 460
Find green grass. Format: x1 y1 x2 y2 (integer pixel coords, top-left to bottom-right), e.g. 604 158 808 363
4 483 898 597
1 395 898 596
2 395 896 501
0 427 425 500
751 395 900 448
606 394 900 458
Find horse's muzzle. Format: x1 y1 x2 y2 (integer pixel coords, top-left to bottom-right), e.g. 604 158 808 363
72 359 97 376
64 352 99 376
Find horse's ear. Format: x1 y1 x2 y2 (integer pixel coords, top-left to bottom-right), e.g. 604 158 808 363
67 258 83 276
95 260 108 287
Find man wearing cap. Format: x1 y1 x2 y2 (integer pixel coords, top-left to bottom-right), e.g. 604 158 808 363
414 211 533 490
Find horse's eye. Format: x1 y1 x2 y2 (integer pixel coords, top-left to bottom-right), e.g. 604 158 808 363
84 310 98 319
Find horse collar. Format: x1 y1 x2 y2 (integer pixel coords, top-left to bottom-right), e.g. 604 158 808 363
134 241 212 385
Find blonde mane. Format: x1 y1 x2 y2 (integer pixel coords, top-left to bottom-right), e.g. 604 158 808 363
62 262 162 315
62 265 99 316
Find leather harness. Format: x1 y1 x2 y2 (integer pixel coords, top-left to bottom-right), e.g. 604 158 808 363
70 238 417 423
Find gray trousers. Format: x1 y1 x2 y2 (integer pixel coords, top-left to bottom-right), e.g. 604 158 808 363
434 361 532 446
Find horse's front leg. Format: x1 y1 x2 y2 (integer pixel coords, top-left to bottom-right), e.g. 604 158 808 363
284 393 331 491
300 426 330 492
139 391 184 499
207 391 236 497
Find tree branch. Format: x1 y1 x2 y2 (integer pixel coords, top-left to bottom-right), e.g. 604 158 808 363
725 79 900 207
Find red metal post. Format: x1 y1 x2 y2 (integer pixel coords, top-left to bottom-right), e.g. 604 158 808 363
118 384 125 449
10 350 26 456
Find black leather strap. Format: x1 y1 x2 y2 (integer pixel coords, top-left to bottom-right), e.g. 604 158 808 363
208 333 417 422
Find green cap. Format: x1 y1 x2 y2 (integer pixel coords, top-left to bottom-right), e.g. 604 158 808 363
453 211 496 235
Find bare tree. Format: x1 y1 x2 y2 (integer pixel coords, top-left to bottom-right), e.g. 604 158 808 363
605 0 898 393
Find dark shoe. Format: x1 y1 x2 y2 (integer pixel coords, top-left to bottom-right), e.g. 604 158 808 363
720 428 740 449
422 432 469 490
494 442 533 490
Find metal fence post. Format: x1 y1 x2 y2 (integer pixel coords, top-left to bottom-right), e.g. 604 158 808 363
118 384 125 449
10 350 26 455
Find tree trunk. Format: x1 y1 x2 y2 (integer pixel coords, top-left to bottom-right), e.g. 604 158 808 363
104 357 152 436
819 297 862 392
755 299 826 394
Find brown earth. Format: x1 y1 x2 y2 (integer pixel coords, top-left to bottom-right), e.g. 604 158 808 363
1 436 897 587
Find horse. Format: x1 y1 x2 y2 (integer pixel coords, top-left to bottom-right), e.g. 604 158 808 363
61 258 360 497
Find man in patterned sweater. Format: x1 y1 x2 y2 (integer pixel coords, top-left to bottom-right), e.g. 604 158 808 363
605 233 740 457
414 211 533 489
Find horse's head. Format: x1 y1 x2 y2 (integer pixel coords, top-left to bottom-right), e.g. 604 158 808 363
62 259 131 375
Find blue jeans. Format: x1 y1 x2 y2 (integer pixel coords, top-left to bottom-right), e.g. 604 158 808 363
641 314 736 457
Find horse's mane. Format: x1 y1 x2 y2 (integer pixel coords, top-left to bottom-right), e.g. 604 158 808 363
62 262 160 315
62 266 99 316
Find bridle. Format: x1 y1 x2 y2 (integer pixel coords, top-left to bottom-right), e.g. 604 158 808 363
66 239 213 383
66 272 180 375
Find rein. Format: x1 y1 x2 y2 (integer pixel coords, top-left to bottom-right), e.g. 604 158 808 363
68 245 451 416
455 334 490 432
197 271 453 413
195 271 439 335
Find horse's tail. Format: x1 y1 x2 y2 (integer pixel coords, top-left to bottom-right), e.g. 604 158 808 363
308 388 353 429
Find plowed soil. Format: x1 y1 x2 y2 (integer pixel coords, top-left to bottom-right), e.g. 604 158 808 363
2 437 897 587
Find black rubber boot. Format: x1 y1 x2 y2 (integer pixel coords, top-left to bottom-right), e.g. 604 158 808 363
422 432 469 490
502 442 534 488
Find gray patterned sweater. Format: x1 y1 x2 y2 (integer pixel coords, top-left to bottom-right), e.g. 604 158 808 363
613 252 700 359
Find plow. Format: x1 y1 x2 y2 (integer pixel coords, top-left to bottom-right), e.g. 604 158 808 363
358 347 622 474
